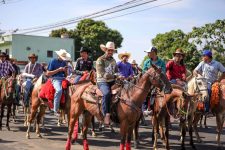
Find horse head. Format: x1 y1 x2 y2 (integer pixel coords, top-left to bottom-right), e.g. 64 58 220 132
188 74 209 102
3 77 17 96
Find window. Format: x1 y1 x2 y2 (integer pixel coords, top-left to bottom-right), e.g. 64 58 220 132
47 50 53 58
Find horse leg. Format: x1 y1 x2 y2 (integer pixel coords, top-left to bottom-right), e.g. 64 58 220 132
193 113 202 143
119 121 126 150
57 109 62 127
81 111 92 150
12 103 16 122
180 118 186 150
204 113 208 129
188 115 196 149
26 104 39 139
6 104 12 131
91 116 96 137
216 113 223 148
126 126 133 150
133 119 140 149
71 117 79 143
199 114 203 128
36 105 46 138
0 104 4 130
24 107 28 126
165 115 170 150
153 116 159 150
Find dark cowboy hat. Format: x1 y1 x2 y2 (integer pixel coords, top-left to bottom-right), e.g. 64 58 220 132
0 52 7 57
28 53 38 60
80 47 90 53
173 48 185 57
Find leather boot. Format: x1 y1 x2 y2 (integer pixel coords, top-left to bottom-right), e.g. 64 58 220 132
104 113 110 125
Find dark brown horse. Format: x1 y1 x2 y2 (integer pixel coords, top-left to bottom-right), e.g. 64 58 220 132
65 65 172 150
0 77 17 131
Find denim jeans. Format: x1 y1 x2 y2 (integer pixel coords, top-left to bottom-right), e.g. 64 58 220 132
74 75 82 84
97 81 114 116
24 79 33 107
52 77 64 113
205 83 212 112
14 84 21 105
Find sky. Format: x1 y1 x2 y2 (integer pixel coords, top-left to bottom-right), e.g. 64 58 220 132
1 0 225 64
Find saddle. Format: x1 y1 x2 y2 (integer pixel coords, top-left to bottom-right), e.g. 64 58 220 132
39 79 69 108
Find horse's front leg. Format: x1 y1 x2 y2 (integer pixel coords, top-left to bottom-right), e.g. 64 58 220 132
6 104 12 131
119 121 126 150
164 115 170 150
180 117 186 150
36 104 46 138
133 119 140 149
204 113 208 128
91 116 97 137
193 113 202 143
0 104 4 131
152 115 159 150
126 125 134 150
81 111 92 150
188 115 196 149
216 113 224 149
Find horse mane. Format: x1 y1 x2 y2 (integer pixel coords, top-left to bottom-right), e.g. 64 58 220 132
171 84 185 91
122 72 143 93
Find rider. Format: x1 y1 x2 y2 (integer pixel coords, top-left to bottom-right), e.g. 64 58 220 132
166 48 187 87
117 51 133 80
46 49 71 116
96 41 118 125
131 60 141 76
193 49 225 112
74 47 93 83
22 53 43 107
142 47 169 115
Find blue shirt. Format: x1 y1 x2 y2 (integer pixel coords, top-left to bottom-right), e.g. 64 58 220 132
142 57 166 74
47 58 67 78
195 60 225 83
117 61 133 78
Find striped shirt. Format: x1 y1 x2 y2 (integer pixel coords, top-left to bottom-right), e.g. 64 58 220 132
0 60 15 77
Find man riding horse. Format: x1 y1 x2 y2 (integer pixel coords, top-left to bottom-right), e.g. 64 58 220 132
22 53 43 107
96 41 118 125
193 49 225 113
46 49 71 116
74 47 93 84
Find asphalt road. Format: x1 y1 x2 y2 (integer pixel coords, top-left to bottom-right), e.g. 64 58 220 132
0 107 224 150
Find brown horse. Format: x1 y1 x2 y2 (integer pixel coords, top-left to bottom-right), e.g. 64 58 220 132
151 86 193 150
0 77 17 131
65 65 172 150
211 80 225 149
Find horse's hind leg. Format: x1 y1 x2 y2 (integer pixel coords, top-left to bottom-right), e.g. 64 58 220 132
204 113 208 128
216 113 224 148
91 116 96 137
133 119 140 149
36 105 46 138
0 105 4 130
180 118 186 150
199 114 203 128
26 105 39 139
188 115 196 149
12 103 16 122
6 104 12 131
165 116 170 150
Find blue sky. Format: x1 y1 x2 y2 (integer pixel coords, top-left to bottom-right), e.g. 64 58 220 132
1 0 225 64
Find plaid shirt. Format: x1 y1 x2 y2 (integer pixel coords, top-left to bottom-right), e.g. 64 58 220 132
0 60 15 77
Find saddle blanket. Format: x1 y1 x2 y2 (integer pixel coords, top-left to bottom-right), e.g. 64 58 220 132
39 79 69 108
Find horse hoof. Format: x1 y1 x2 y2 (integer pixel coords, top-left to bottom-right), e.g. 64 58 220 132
37 134 42 138
92 132 97 137
197 139 203 143
205 126 208 129
26 134 30 139
57 122 61 127
0 127 2 131
65 140 72 150
24 122 28 127
7 127 10 131
134 141 138 149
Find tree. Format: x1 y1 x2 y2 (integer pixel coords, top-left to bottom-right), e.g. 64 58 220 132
151 29 200 70
50 19 123 60
188 19 225 65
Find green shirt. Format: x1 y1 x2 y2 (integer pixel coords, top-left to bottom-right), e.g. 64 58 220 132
142 57 166 74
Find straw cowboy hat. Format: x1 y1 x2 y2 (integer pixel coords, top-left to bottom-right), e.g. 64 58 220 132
28 53 38 60
100 41 117 52
131 60 138 65
55 49 71 61
118 51 131 60
173 48 185 57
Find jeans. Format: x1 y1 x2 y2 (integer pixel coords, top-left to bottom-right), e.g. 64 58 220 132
74 75 82 84
205 83 212 112
24 79 33 107
97 81 114 116
52 77 64 113
14 84 21 105
170 79 177 84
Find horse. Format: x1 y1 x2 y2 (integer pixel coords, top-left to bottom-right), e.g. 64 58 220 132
0 77 17 131
65 64 172 150
150 86 193 150
187 75 209 144
211 80 225 149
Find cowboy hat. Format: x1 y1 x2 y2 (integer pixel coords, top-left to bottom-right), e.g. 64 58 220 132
118 51 131 60
131 60 137 65
55 49 71 61
0 52 7 57
144 47 157 53
100 41 117 52
173 48 185 57
28 53 38 60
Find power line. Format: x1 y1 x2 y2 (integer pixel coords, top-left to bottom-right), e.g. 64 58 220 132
27 0 182 35
18 0 158 34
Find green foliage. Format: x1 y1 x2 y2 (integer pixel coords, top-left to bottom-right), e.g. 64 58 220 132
50 19 123 60
140 55 148 68
188 19 225 65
